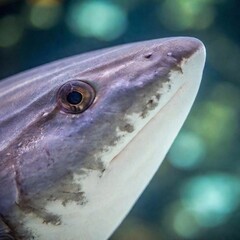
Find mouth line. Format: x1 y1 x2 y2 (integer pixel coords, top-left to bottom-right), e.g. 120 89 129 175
108 79 186 168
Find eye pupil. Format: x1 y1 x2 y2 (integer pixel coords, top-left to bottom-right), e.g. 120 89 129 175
67 91 83 105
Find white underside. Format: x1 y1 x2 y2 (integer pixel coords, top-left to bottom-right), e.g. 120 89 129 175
24 47 205 240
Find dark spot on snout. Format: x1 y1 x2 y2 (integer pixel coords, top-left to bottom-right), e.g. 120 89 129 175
140 94 160 118
120 123 134 133
43 214 61 226
148 99 153 105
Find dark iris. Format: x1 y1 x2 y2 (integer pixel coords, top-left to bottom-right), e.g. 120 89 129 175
67 91 83 104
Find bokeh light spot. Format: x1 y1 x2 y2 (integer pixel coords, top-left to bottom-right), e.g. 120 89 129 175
158 0 215 31
66 1 127 41
29 0 62 29
168 131 206 169
189 97 238 153
181 173 240 227
173 208 199 238
0 15 23 48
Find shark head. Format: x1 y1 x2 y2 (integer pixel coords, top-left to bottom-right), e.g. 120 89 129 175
0 37 205 239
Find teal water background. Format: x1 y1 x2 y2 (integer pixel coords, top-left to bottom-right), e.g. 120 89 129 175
0 1 239 239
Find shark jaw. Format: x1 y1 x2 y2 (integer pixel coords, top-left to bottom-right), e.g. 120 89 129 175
19 38 205 240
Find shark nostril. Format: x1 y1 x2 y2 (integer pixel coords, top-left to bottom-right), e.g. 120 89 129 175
144 52 153 59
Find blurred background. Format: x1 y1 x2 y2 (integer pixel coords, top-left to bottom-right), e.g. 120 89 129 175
0 0 239 239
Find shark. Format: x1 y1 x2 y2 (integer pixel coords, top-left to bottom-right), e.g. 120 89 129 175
0 37 206 240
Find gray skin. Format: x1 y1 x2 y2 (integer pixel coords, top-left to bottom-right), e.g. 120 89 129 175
0 37 202 239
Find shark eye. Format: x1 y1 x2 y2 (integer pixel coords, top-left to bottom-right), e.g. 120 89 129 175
57 80 95 114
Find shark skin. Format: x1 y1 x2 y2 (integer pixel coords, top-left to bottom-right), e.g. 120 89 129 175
0 37 206 240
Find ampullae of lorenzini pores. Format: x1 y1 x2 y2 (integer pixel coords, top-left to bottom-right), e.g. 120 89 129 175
0 37 206 240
